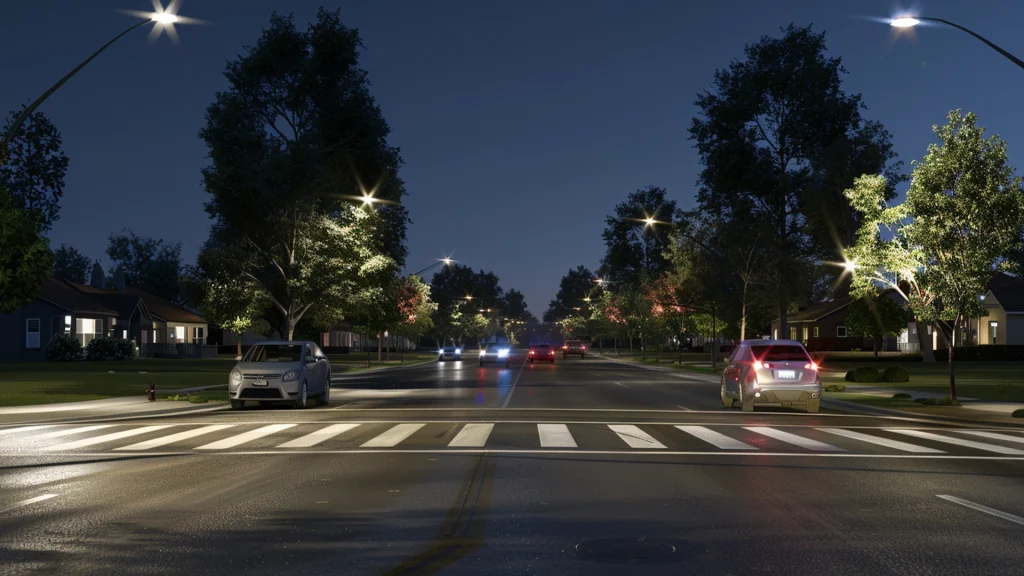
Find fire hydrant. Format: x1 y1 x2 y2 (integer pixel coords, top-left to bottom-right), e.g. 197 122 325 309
147 382 156 402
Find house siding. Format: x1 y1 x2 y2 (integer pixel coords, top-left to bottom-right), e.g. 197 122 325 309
1006 315 1024 345
0 300 63 361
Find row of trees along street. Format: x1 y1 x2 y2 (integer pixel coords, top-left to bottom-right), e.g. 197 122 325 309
542 25 1024 401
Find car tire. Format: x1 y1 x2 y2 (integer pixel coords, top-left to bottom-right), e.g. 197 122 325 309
806 397 820 413
230 399 245 410
581 354 585 359
479 360 484 367
740 386 754 412
294 380 308 409
317 382 331 407
438 356 444 362
721 382 734 408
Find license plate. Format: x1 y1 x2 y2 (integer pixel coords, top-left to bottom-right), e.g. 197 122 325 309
253 378 267 387
776 370 797 379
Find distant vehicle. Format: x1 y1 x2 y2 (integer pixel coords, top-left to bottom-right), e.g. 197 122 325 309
562 340 586 359
438 345 462 361
229 341 331 410
720 339 821 413
479 343 512 368
528 344 556 364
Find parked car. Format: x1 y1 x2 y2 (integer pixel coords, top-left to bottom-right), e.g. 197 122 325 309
228 341 331 410
562 340 586 359
438 345 462 361
720 339 821 413
479 343 512 368
528 344 556 364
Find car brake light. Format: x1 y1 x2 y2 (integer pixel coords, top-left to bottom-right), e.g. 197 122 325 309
581 345 586 350
753 361 762 370
549 350 554 355
763 362 773 369
804 362 818 371
563 345 568 349
529 350 535 355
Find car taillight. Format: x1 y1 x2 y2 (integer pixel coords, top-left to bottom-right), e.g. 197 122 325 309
563 345 568 349
529 350 535 355
549 350 554 355
804 362 818 371
753 361 762 370
581 345 586 350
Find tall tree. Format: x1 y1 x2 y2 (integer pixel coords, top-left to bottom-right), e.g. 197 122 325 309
544 266 596 322
0 185 53 314
198 9 405 339
106 230 183 301
1 107 69 232
429 264 504 344
394 275 437 350
690 24 901 341
52 244 92 284
844 293 912 356
600 186 678 286
846 111 1024 399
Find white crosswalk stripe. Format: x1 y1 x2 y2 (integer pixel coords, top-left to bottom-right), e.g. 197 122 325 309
817 428 943 453
745 426 845 452
0 425 55 437
12 425 112 443
954 430 1024 445
675 425 755 450
278 424 360 448
609 424 665 449
45 425 174 451
361 424 425 448
448 423 494 447
538 424 577 448
887 429 1024 455
117 425 236 451
196 424 296 450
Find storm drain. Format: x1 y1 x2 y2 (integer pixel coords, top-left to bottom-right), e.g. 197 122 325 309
575 537 694 564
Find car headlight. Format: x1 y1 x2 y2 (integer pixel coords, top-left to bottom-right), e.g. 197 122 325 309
498 349 510 357
281 370 298 382
455 348 462 354
438 349 444 354
230 370 242 385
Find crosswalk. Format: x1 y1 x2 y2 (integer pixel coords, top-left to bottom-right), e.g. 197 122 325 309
1 422 1022 456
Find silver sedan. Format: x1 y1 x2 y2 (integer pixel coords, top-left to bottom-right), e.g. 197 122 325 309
228 341 331 409
721 339 822 413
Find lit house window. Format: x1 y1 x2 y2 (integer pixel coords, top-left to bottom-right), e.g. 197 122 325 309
76 318 101 346
64 315 72 333
813 326 819 338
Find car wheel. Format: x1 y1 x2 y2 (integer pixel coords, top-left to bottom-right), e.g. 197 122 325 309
721 381 734 408
806 397 821 413
230 399 245 410
294 380 308 409
438 356 444 362
740 386 754 412
581 354 585 359
318 382 331 407
479 360 484 367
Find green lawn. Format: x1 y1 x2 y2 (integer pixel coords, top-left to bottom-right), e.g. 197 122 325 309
0 359 235 407
820 361 1024 402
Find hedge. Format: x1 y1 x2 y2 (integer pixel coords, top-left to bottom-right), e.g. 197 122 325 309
845 366 881 383
882 366 910 383
934 345 1024 362
85 337 138 361
46 333 83 361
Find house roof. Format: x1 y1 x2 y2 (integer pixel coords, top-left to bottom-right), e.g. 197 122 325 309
124 287 206 323
39 279 118 316
784 294 853 323
65 282 147 320
989 273 1024 312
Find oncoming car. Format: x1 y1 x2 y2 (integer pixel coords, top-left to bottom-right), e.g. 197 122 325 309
479 343 512 368
720 339 822 413
229 341 331 410
438 345 462 361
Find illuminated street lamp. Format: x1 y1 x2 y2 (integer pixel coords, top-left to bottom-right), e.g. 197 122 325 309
887 15 1024 71
410 256 455 277
1 1 205 152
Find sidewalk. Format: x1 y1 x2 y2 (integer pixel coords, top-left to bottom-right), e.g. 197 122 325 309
842 383 1024 416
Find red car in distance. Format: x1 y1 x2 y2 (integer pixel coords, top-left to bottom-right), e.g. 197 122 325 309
528 344 556 364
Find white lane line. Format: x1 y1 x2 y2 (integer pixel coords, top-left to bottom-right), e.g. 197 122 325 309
277 424 360 448
117 425 236 451
675 405 692 412
888 429 1024 455
45 425 173 451
0 494 58 514
608 425 665 449
500 359 527 409
10 425 113 442
745 426 845 452
613 381 628 388
937 495 1024 526
537 424 577 448
360 423 426 448
196 424 296 450
817 428 944 453
675 425 755 450
955 430 1024 445
0 425 56 437
448 423 495 448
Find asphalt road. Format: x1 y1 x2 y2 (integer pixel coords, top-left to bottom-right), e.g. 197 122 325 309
2 353 1023 575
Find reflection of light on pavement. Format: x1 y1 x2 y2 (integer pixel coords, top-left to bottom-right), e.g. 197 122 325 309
475 391 485 406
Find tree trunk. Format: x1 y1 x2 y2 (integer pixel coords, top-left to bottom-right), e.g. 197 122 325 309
377 333 382 362
873 336 878 357
236 339 242 360
740 282 748 342
948 317 958 402
914 319 935 363
777 285 788 341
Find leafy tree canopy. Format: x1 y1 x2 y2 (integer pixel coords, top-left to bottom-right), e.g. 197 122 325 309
1 107 69 232
600 186 678 286
0 185 53 314
106 230 183 302
544 265 596 322
52 244 92 284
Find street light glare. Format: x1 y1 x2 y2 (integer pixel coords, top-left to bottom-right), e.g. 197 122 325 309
644 217 657 227
151 12 178 24
442 257 452 266
890 17 920 28
843 259 858 273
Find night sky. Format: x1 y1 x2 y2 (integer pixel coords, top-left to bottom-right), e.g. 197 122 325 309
3 1 1023 315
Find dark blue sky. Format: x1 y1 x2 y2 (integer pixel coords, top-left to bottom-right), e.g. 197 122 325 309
4 1 1023 315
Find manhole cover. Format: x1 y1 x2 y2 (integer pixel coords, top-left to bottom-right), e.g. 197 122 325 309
575 537 690 564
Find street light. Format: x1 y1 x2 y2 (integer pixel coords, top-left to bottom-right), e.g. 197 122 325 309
410 256 455 277
1 1 204 152
887 15 1024 71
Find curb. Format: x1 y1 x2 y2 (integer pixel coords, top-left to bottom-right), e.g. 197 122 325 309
594 354 721 383
332 358 435 379
822 398 1024 429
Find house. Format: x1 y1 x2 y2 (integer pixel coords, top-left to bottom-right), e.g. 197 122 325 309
972 273 1024 345
770 284 906 352
0 278 119 361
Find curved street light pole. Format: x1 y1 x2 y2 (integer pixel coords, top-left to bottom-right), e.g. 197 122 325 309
1 19 154 152
895 17 1024 71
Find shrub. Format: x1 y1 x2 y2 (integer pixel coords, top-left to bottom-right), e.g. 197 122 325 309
187 395 208 404
46 333 83 361
823 383 846 392
882 366 910 383
85 337 137 361
1012 409 1024 418
892 392 913 400
845 366 880 383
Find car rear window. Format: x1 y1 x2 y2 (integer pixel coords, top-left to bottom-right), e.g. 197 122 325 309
534 344 550 349
566 341 581 345
750 345 810 362
243 344 304 362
